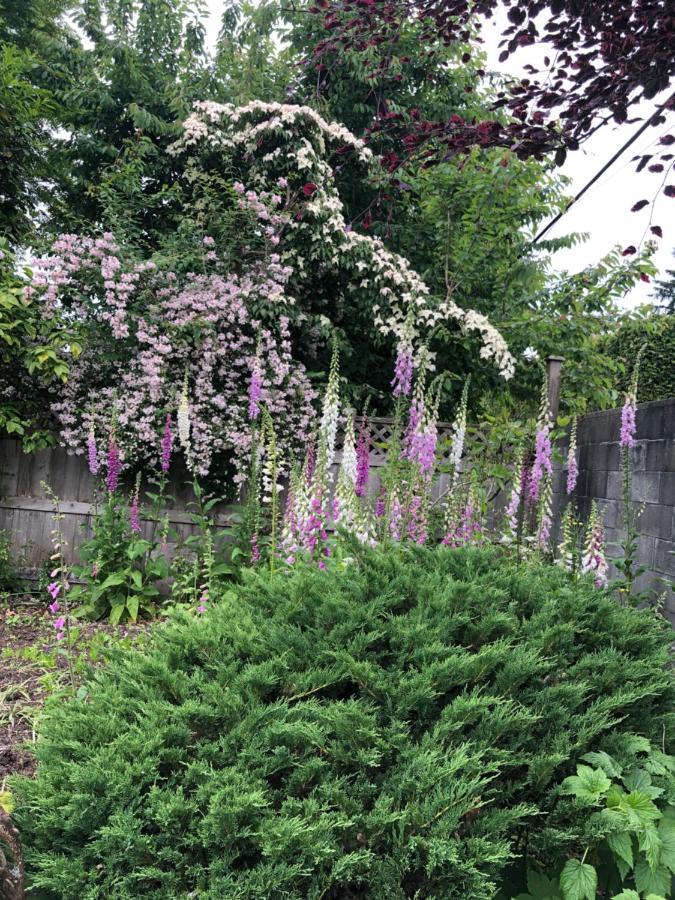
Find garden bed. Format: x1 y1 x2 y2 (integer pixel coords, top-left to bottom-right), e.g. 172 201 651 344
0 599 147 781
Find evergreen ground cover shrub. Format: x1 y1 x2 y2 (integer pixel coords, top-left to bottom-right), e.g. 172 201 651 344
14 545 674 899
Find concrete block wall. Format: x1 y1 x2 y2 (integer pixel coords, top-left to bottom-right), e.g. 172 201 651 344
553 398 675 622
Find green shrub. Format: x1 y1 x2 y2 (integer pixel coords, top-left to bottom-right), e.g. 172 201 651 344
14 546 674 899
603 315 675 403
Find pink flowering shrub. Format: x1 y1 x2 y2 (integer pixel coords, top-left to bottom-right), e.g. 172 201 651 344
32 232 315 485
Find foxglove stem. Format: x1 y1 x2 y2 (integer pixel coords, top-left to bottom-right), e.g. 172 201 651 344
161 414 173 473
566 417 578 494
87 425 99 475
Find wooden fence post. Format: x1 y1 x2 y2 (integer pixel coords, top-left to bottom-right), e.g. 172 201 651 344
546 355 564 423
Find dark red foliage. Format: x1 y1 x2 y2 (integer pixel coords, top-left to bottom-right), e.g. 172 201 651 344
301 182 319 196
312 0 675 167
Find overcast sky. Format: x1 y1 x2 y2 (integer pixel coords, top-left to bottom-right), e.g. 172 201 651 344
202 1 674 307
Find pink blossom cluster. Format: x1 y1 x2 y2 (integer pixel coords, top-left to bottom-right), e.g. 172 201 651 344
41 247 316 484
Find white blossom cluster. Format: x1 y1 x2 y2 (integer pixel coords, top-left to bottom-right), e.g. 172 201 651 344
172 99 515 380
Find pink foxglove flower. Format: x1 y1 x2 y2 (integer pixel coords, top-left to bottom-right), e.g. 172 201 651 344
87 425 99 475
620 395 636 449
47 582 61 600
53 616 66 637
48 600 60 614
106 437 122 492
161 414 173 473
250 534 261 563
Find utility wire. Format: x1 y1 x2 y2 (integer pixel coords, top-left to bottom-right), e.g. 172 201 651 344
531 92 674 246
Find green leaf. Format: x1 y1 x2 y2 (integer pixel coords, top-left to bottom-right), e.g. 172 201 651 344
559 859 597 900
620 792 661 829
657 816 675 873
109 604 125 625
634 859 670 897
611 891 640 900
582 751 622 779
561 765 612 803
608 831 634 870
638 824 663 871
130 569 143 590
526 870 562 898
126 595 139 623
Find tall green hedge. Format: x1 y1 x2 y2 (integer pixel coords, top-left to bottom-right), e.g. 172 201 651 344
604 314 675 403
15 546 674 898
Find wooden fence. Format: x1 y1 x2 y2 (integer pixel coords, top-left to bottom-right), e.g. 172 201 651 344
0 418 461 569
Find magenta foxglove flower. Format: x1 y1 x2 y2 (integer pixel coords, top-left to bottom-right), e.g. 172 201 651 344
391 348 413 397
47 582 60 600
87 426 99 475
375 490 386 518
48 600 60 614
106 438 122 492
53 616 66 633
161 414 173 473
620 396 636 449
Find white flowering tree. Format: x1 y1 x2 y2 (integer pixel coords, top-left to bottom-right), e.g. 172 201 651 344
27 101 513 489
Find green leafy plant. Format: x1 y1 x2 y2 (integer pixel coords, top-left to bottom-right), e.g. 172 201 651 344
14 545 673 897
70 494 168 623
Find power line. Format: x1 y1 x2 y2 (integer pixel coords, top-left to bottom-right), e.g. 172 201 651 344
531 92 674 246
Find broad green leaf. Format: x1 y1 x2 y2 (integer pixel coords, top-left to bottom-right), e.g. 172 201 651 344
657 816 675 873
130 569 143 589
97 572 126 591
559 859 597 900
608 831 634 869
561 765 611 803
620 792 661 829
634 859 671 897
638 824 663 871
526 870 562 898
126 595 139 623
109 604 125 625
582 751 622 779
611 891 639 900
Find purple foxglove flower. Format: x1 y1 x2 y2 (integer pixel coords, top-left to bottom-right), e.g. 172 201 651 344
47 582 61 600
87 426 99 475
529 427 552 502
566 455 578 495
161 414 173 473
53 616 66 631
106 438 122 492
250 534 261 563
620 396 636 449
391 348 413 398
375 490 386 518
48 600 60 614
